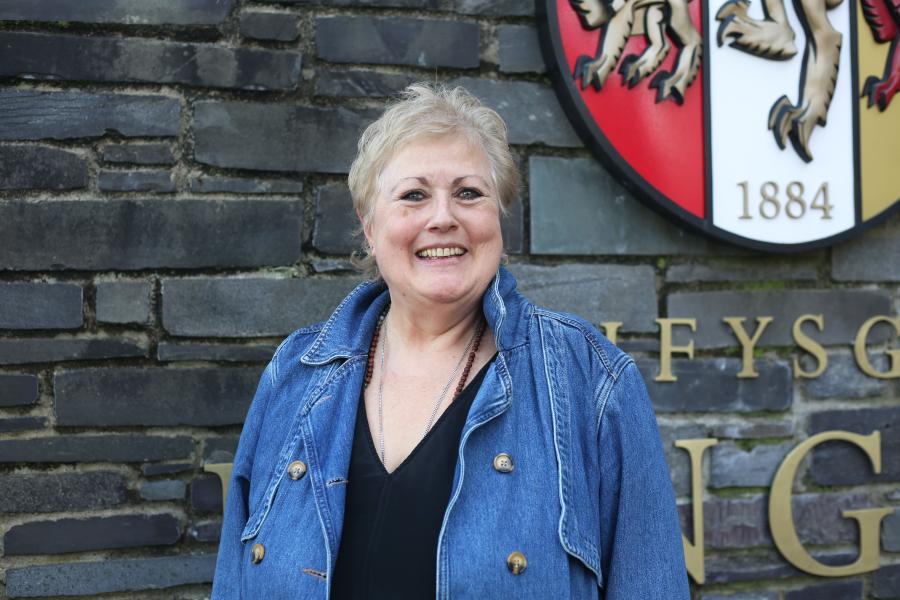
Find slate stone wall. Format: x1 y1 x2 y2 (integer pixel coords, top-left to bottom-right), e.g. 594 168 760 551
0 1 897 598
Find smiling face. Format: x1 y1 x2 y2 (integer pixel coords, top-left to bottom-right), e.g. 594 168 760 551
362 134 503 310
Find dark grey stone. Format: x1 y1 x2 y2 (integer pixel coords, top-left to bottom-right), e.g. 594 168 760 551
0 32 302 90
833 215 900 282
785 581 863 600
792 491 873 546
315 69 415 97
884 508 900 551
704 550 855 583
101 143 175 165
0 145 87 190
194 101 376 173
0 283 82 329
316 16 479 68
874 564 900 599
191 474 223 512
0 471 126 513
808 407 900 484
502 198 525 254
709 442 793 488
702 594 777 600
139 479 187 501
141 462 192 476
96 280 152 325
701 494 770 548
158 342 277 362
0 0 233 25
0 374 39 406
55 367 263 427
5 554 216 597
0 417 46 433
162 276 360 337
270 0 440 5
311 258 356 273
0 199 302 271
189 175 303 194
803 352 889 399
711 420 795 439
451 78 580 147
314 184 358 255
638 358 793 413
240 10 301 42
666 258 820 282
189 520 222 542
658 423 706 496
529 157 732 254
5 514 180 555
498 25 545 74
99 169 175 193
203 436 239 462
454 0 534 15
0 90 180 140
0 435 192 463
0 337 147 365
667 289 893 348
511 264 657 332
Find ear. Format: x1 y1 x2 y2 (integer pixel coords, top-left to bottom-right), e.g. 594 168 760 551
358 208 375 254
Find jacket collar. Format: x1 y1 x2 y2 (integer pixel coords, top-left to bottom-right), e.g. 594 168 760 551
300 266 530 365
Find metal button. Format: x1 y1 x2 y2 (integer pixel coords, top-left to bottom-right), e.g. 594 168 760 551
507 551 527 575
287 460 307 480
493 453 514 473
251 543 265 564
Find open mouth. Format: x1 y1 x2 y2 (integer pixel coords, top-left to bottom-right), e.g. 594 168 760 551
415 246 467 260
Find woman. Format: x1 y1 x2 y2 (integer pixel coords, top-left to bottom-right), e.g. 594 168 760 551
212 84 688 599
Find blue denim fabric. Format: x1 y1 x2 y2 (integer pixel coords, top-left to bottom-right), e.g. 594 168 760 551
212 267 689 599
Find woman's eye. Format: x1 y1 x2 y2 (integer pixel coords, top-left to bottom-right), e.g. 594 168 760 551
457 187 484 200
400 190 426 201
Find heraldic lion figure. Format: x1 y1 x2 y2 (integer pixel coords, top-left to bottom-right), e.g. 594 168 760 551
570 0 703 104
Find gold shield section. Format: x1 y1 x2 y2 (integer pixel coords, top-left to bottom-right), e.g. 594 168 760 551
857 2 900 220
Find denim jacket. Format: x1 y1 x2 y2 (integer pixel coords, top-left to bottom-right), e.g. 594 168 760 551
212 267 689 599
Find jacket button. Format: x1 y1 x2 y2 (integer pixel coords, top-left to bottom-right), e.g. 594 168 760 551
507 551 527 575
287 460 307 480
251 543 266 564
493 453 514 473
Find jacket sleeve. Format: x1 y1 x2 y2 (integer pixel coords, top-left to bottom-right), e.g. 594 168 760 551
211 358 278 599
597 361 690 599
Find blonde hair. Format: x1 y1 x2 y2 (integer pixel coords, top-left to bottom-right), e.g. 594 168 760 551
347 83 519 279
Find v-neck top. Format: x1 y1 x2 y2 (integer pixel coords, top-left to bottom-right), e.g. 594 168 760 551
330 356 495 599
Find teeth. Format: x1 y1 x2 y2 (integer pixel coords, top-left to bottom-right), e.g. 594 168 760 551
417 247 465 258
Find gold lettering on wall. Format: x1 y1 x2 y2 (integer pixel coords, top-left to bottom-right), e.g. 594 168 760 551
600 321 623 346
854 316 900 379
723 316 773 378
769 431 893 576
792 314 828 378
656 318 697 382
676 438 718 584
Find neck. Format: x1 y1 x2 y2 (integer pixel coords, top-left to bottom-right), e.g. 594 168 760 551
384 295 483 353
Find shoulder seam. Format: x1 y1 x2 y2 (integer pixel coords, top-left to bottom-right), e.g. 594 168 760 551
532 307 624 378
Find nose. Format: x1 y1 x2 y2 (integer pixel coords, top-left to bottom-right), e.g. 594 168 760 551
425 193 458 232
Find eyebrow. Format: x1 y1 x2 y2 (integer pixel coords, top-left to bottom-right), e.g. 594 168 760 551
389 174 489 193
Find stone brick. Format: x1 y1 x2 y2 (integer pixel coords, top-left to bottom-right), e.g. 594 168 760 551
0 0 233 26
702 594 777 600
0 416 46 433
808 407 900 484
313 184 358 254
0 435 192 463
833 214 900 282
194 101 376 173
666 258 820 282
711 420 795 439
451 78 580 147
659 423 706 496
454 0 534 15
263 0 440 5
502 196 525 254
158 342 277 362
0 90 180 140
0 337 147 365
874 564 900 599
96 280 152 325
639 358 793 413
99 169 175 193
0 374 38 406
0 145 87 190
191 474 223 512
55 367 262 427
0 471 125 513
188 175 303 194
315 69 415 98
498 25 545 74
240 10 301 42
139 479 187 501
884 508 900 551
529 156 731 254
0 32 302 90
792 491 873 545
189 520 222 542
5 554 216 597
710 442 793 488
803 352 889 399
667 289 893 348
101 143 175 165
162 276 360 337
511 264 657 331
317 16 479 68
0 199 302 271
702 495 770 548
0 283 82 329
785 581 863 600
141 462 192 476
311 258 356 273
5 514 180 555
702 550 800 583
203 436 239 462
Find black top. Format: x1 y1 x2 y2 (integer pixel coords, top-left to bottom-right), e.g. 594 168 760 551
330 357 494 599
